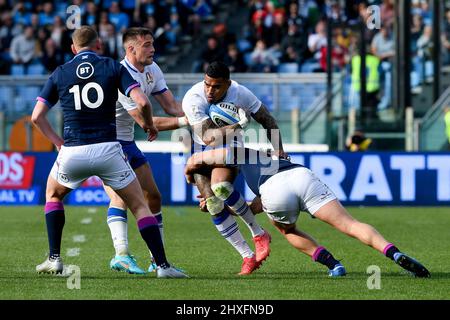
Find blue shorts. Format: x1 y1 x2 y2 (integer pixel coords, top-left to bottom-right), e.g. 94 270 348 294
118 140 148 170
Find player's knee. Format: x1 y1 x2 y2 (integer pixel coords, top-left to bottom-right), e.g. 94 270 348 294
145 189 162 207
206 196 224 216
45 187 64 202
211 181 234 201
273 222 296 235
109 193 126 209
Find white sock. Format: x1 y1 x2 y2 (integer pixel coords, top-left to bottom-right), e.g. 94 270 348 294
107 207 129 256
212 211 254 258
212 183 264 237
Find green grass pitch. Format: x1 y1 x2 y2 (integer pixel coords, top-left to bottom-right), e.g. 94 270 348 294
0 206 449 300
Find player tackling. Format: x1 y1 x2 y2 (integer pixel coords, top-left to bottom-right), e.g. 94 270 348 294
185 146 431 278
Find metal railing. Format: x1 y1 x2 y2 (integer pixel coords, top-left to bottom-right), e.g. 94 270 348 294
416 86 450 150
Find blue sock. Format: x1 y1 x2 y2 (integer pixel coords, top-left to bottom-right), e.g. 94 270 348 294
312 247 340 270
138 216 169 267
44 202 65 258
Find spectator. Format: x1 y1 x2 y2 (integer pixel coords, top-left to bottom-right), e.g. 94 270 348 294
164 12 181 50
371 25 395 110
101 23 122 60
249 39 279 72
280 23 307 64
415 24 434 84
286 1 305 28
197 36 225 72
98 11 111 39
213 23 236 53
51 15 65 49
41 38 63 73
224 43 248 73
12 1 31 26
10 26 38 70
39 1 55 26
108 1 130 33
380 0 395 26
302 19 327 72
264 11 286 49
83 1 98 26
349 48 380 117
280 45 300 64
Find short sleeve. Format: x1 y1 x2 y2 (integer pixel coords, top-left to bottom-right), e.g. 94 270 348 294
182 94 209 126
237 85 262 114
150 63 168 95
117 63 140 97
37 71 59 108
117 90 137 111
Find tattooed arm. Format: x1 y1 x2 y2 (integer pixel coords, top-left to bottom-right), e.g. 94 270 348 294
192 118 243 147
251 104 287 157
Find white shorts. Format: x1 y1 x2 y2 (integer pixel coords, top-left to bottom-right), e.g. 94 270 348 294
50 141 136 190
259 167 337 224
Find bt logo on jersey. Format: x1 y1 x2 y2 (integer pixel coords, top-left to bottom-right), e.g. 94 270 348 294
0 152 35 189
76 62 94 79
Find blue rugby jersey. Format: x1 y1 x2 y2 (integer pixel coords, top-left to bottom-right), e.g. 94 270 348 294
226 147 303 196
37 50 140 146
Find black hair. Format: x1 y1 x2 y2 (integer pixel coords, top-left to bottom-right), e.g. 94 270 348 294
206 61 230 80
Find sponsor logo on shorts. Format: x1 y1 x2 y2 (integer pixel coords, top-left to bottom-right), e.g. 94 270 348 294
119 171 131 182
59 173 69 183
320 189 331 201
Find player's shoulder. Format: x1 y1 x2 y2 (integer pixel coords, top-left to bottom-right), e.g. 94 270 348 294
232 80 251 93
184 81 204 98
146 61 162 73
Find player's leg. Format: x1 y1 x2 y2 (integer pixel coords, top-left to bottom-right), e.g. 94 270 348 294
36 175 72 274
112 178 186 277
314 199 430 277
103 184 146 274
210 167 271 263
194 172 260 275
135 162 165 272
99 142 186 277
260 167 346 277
269 219 345 277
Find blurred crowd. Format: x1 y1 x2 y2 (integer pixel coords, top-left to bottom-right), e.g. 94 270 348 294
2 0 450 112
0 0 220 75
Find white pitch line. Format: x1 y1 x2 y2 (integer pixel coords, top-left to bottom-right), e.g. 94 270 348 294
80 217 92 225
87 208 97 214
66 248 80 257
72 235 86 243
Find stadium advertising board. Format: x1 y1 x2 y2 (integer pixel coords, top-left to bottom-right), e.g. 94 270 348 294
1 152 449 206
0 152 39 205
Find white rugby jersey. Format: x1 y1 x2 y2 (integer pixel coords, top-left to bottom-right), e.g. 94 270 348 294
182 80 262 146
116 57 168 141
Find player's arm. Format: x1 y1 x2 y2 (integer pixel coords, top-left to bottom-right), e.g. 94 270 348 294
193 116 247 147
251 104 287 158
184 148 228 183
153 90 184 117
128 87 158 141
152 116 188 132
31 101 64 150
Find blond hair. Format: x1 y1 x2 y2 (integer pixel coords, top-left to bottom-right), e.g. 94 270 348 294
72 26 98 49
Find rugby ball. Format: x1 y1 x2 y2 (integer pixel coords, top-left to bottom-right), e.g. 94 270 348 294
208 102 240 127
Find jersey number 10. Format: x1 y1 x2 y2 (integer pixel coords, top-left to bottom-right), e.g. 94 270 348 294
69 82 104 110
